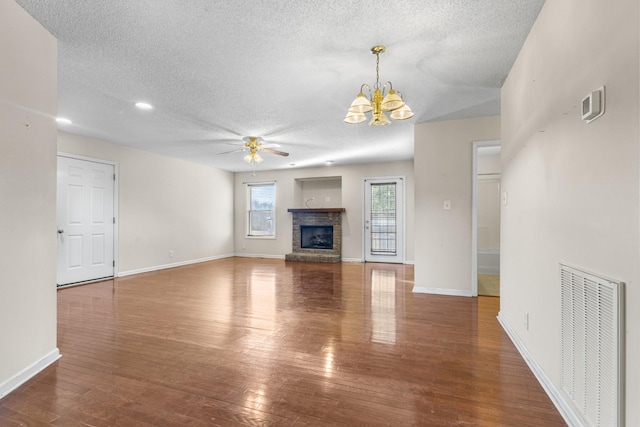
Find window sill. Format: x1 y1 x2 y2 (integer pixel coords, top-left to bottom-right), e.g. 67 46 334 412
246 235 276 240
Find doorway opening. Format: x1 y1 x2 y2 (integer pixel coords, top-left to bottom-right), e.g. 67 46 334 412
472 141 501 296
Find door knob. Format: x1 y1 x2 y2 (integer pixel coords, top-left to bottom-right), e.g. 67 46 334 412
57 229 64 234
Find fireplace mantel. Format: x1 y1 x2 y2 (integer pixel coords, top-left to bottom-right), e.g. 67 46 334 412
287 208 345 213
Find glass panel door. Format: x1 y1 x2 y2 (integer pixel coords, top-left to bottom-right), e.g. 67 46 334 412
364 177 404 263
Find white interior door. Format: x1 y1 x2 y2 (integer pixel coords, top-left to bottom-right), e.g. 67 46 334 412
364 177 404 263
57 156 115 286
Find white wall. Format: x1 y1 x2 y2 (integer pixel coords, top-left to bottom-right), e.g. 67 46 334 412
501 0 639 423
413 116 501 295
233 161 414 262
58 132 235 274
296 177 342 208
0 0 59 397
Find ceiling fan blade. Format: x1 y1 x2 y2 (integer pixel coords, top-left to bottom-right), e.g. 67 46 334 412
193 138 239 146
260 143 281 149
216 148 246 155
261 147 289 157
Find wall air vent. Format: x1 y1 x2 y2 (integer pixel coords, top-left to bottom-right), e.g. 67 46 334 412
560 263 624 427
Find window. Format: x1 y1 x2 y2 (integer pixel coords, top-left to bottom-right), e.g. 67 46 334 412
247 182 275 237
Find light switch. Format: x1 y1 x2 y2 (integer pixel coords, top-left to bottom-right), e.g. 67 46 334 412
443 200 451 210
325 196 331 202
502 191 508 206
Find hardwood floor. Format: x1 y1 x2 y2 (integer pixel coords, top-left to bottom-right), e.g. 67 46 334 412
0 258 565 426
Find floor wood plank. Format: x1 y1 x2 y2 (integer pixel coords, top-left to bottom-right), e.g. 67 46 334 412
0 258 565 426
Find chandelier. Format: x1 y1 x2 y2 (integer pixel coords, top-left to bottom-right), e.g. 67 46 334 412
344 45 414 126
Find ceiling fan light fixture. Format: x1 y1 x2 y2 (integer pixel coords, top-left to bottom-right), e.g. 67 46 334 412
219 135 288 164
345 45 413 126
244 152 264 164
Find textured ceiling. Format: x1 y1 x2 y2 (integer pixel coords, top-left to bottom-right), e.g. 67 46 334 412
16 0 544 172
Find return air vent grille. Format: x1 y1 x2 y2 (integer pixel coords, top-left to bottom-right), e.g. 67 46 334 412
560 264 624 427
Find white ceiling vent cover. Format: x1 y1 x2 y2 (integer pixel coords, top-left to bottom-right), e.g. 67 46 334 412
560 264 624 427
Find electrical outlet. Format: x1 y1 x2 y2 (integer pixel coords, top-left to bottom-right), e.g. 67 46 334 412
169 250 174 258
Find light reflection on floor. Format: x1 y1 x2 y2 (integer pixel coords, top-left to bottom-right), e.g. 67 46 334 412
371 269 397 344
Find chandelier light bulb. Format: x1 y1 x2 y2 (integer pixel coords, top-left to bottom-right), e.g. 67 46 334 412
381 88 405 111
344 111 366 124
390 103 414 120
348 91 373 114
369 111 390 127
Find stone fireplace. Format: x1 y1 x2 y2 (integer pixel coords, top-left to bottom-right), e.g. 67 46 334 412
285 208 345 263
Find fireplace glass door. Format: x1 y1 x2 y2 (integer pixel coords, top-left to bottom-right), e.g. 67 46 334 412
300 225 333 249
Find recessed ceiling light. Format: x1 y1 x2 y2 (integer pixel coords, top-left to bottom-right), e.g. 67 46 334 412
326 160 334 166
56 117 72 125
134 102 153 110
289 163 296 167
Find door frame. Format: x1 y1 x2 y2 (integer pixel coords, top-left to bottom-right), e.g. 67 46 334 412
57 152 120 282
362 176 406 264
471 140 500 296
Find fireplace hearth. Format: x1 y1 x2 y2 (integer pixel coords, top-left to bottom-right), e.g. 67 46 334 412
285 208 345 263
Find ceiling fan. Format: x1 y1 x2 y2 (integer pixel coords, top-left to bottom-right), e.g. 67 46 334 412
218 136 289 164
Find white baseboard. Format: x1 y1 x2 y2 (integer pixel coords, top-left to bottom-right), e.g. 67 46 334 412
340 258 413 264
118 253 235 277
412 286 473 297
0 348 61 399
497 312 581 427
233 253 285 259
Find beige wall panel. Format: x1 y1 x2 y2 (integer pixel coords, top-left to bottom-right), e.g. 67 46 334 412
501 0 639 423
58 132 235 274
0 0 58 393
413 116 500 294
